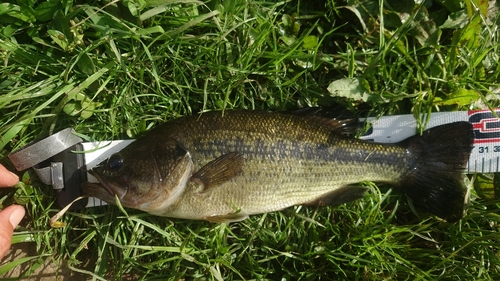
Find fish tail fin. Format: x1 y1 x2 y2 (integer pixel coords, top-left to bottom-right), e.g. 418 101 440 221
398 122 474 222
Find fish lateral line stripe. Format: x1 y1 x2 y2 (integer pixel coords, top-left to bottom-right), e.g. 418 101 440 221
190 136 406 166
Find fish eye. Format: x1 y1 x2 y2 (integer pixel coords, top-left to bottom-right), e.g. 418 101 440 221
107 153 123 171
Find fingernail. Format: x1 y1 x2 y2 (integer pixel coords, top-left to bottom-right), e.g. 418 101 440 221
9 206 25 228
9 171 19 182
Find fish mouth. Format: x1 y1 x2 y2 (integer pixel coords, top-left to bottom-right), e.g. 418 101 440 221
82 170 128 201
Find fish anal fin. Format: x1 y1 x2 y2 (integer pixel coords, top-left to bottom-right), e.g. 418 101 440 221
191 152 244 192
204 212 249 223
306 186 368 207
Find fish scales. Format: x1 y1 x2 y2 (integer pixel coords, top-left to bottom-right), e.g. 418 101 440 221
83 109 474 222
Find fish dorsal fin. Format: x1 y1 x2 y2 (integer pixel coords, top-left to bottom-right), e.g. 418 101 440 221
305 185 368 206
310 117 358 135
204 212 249 223
286 107 359 136
190 152 244 192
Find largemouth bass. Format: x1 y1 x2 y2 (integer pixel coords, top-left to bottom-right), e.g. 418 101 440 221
83 110 473 222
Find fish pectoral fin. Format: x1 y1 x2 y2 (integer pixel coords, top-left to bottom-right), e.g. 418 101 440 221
305 185 368 206
191 152 244 192
204 212 249 223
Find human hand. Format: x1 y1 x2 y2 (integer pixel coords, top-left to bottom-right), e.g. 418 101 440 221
0 164 25 259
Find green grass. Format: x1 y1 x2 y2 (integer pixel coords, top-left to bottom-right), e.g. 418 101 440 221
1 0 500 279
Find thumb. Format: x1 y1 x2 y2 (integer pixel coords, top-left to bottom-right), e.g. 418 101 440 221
0 205 25 260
